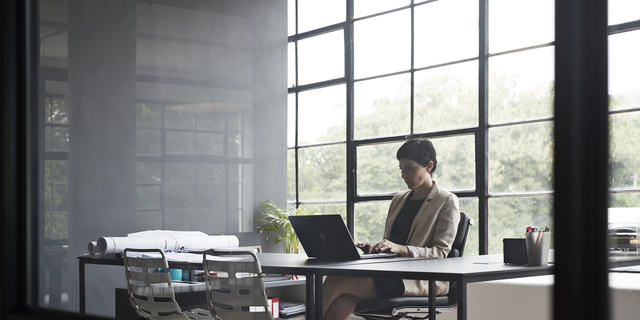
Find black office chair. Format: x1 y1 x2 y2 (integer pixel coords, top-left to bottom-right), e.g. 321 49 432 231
354 211 474 320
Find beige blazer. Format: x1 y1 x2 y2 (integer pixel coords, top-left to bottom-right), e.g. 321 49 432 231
383 181 460 296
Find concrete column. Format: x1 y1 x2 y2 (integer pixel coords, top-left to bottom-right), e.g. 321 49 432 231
66 0 137 316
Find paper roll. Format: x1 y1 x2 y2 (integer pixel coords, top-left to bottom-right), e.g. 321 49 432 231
172 235 239 251
87 241 98 253
97 237 179 255
96 235 239 255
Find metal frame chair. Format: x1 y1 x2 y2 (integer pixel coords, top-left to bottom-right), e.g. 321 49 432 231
202 249 274 320
354 211 474 319
123 248 192 320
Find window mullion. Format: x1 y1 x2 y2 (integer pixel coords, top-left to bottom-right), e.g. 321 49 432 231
346 0 356 235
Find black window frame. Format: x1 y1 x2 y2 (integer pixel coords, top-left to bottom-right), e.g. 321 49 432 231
287 0 640 256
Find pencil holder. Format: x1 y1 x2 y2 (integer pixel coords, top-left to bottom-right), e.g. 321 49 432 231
525 231 550 266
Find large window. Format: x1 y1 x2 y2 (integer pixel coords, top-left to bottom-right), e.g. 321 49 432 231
287 0 640 255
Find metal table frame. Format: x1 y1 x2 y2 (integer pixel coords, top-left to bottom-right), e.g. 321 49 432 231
79 253 640 320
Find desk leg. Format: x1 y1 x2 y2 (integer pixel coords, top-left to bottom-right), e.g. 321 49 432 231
306 272 315 320
315 273 323 320
457 280 467 320
429 281 436 320
79 259 85 314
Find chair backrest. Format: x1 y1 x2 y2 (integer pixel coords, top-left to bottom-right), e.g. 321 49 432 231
447 211 474 258
123 248 190 320
203 249 274 320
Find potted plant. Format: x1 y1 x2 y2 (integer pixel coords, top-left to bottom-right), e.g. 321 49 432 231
255 199 319 254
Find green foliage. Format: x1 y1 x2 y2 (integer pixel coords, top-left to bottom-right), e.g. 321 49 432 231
255 200 320 253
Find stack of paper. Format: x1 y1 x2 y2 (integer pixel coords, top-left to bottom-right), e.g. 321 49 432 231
279 300 306 318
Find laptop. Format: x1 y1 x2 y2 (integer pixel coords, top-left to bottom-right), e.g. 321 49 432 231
289 214 398 261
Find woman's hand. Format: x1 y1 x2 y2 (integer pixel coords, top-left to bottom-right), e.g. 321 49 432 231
372 239 410 257
356 241 376 254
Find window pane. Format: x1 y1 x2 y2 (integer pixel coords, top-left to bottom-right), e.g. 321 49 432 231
196 184 226 209
196 209 229 234
489 122 554 193
357 142 405 195
196 132 224 155
136 128 161 155
298 144 346 201
52 184 68 212
298 0 345 33
229 133 241 157
45 97 51 123
610 192 640 208
609 30 640 111
196 114 226 131
288 42 296 87
165 106 195 129
50 96 68 124
414 0 477 68
354 0 409 18
196 163 225 183
431 135 475 192
354 200 390 243
52 160 68 183
44 126 51 151
414 61 479 133
136 186 159 209
609 0 640 25
489 196 553 254
165 163 195 183
166 131 195 154
459 197 479 256
165 184 195 210
298 84 346 145
136 103 162 128
489 0 554 53
51 127 69 151
50 213 68 239
355 9 411 79
137 162 162 183
288 93 296 148
288 149 296 202
489 47 554 123
314 202 346 218
298 203 346 223
137 211 162 231
610 111 640 189
354 73 411 140
165 210 196 230
298 30 344 85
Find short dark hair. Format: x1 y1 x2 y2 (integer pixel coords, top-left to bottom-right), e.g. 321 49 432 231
396 138 438 174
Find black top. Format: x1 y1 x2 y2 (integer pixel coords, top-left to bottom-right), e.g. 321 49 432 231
389 197 426 245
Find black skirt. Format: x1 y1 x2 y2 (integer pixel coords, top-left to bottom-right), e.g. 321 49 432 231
372 277 405 298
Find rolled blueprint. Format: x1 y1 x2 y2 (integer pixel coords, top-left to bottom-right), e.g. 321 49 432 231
95 235 239 255
87 241 98 253
172 234 239 251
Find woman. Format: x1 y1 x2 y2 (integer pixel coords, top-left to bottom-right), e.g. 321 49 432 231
322 138 460 320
